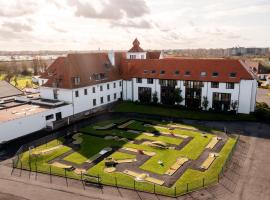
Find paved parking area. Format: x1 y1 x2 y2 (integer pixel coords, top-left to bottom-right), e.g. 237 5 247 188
257 88 270 106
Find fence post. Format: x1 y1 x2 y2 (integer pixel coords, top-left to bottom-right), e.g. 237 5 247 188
49 166 52 183
65 168 68 185
134 180 136 190
115 176 117 187
186 183 189 193
203 178 205 187
218 173 220 183
153 184 155 194
174 186 176 197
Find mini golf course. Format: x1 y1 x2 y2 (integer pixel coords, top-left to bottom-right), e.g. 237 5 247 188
16 118 237 197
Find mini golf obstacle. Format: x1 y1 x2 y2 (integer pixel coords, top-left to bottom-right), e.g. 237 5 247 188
86 147 112 164
165 157 189 176
143 141 169 149
206 137 222 149
51 162 74 170
201 153 219 170
123 170 164 185
104 135 129 142
93 123 115 130
121 147 156 156
118 120 135 129
72 133 83 145
31 145 63 156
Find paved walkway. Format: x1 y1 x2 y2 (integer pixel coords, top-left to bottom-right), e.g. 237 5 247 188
0 118 270 200
257 88 270 107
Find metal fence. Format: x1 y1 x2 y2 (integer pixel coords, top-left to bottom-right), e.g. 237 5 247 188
12 130 239 197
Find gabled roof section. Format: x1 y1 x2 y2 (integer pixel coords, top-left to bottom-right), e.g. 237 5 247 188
0 81 23 99
122 58 255 83
43 53 122 89
146 51 161 59
128 38 144 52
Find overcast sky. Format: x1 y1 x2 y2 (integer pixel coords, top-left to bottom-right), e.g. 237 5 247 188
0 0 269 51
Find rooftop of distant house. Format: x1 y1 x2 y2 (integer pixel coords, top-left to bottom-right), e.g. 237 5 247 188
0 81 23 99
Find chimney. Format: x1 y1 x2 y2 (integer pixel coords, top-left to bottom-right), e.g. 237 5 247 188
108 50 115 66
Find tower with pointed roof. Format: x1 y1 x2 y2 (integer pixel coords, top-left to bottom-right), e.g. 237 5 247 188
126 38 147 59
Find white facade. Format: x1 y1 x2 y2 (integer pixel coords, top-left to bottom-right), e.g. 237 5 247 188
0 104 72 143
40 79 123 115
123 78 257 114
126 52 147 60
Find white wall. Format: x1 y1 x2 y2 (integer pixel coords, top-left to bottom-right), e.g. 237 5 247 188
71 80 122 114
126 52 147 59
0 104 72 143
123 80 133 100
238 80 257 114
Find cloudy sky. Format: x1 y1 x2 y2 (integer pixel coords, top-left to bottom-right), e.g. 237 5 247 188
0 0 269 51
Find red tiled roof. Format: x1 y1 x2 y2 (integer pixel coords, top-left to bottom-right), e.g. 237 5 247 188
43 53 123 89
128 38 144 52
146 51 161 59
121 58 254 83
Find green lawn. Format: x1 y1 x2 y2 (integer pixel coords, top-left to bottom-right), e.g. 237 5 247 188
64 135 125 164
0 74 36 89
114 102 256 121
17 118 237 197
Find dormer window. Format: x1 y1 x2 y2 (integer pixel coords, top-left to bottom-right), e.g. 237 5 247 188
160 70 165 75
185 71 191 76
230 72 237 78
212 72 219 77
73 77 80 85
175 70 180 75
130 55 136 59
143 70 149 74
201 72 207 76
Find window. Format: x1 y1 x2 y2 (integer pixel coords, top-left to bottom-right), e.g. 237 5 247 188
175 70 179 75
45 114 54 121
212 72 219 77
143 70 148 74
151 70 156 74
113 82 116 88
226 82 235 89
211 82 219 88
141 55 144 59
100 97 104 104
107 84 110 90
201 71 207 76
130 55 136 59
230 72 237 78
93 99 96 106
75 90 79 97
159 79 166 86
92 87 96 93
100 85 103 91
114 93 117 99
185 71 191 76
119 81 122 87
136 78 142 83
73 77 80 85
84 89 88 95
107 95 110 102
160 70 165 75
147 78 153 84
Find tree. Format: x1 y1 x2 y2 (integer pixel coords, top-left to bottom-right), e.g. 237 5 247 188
231 100 238 112
202 96 209 110
175 88 183 105
152 92 158 104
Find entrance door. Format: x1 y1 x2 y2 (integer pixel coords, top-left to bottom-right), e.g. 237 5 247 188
55 112 62 121
185 88 202 109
